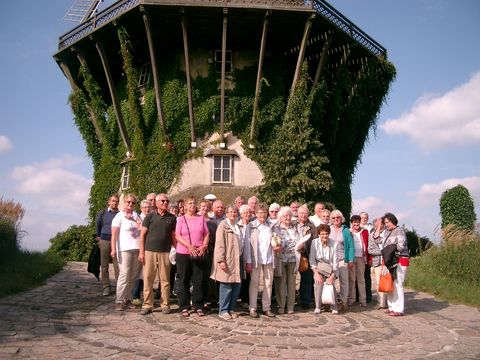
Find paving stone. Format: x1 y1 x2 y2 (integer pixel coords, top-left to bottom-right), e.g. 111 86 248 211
0 262 479 359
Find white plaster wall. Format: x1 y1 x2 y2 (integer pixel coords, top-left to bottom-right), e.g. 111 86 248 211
169 132 263 195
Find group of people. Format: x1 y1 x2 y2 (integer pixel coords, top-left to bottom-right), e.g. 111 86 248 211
95 193 409 320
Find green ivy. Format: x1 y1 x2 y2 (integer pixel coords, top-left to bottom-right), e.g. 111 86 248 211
440 184 477 230
69 26 396 227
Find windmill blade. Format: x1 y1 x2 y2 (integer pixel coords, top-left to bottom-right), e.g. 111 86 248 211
63 0 102 23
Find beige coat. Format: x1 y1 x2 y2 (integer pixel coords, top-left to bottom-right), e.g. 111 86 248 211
210 220 241 283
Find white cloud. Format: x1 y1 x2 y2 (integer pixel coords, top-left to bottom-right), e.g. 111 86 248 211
0 134 12 153
413 176 480 207
8 155 92 251
382 71 480 151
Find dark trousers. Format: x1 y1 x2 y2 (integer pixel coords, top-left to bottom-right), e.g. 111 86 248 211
299 269 314 307
132 279 143 299
176 253 205 310
239 272 251 304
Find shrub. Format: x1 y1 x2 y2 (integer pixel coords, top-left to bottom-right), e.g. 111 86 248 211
0 197 26 261
48 225 97 262
439 184 476 231
405 227 433 257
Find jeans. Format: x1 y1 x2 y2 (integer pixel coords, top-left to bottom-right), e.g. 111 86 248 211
219 282 241 314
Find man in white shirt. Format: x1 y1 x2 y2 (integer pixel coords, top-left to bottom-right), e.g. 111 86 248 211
309 202 325 227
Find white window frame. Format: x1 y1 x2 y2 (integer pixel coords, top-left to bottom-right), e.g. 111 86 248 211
121 164 130 190
212 155 232 184
138 62 151 88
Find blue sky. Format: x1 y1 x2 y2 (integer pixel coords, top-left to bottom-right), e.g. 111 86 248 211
0 0 479 251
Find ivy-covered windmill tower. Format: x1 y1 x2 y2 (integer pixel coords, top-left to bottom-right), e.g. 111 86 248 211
54 0 395 220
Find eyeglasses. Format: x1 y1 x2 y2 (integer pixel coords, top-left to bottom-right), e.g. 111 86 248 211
125 200 136 204
270 210 278 213
331 216 341 219
157 199 170 203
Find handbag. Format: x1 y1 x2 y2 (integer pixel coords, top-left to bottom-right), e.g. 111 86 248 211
87 242 101 281
321 283 336 305
298 255 309 272
378 266 394 292
184 216 207 262
317 261 333 277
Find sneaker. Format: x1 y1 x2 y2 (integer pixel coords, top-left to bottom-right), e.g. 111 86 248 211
162 307 171 315
115 303 125 311
132 298 142 306
140 308 153 315
287 310 294 315
313 308 321 314
102 287 110 296
332 309 339 315
249 309 258 318
219 312 232 320
278 308 285 314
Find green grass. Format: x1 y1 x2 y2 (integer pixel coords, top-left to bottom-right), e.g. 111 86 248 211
405 228 480 308
0 251 65 298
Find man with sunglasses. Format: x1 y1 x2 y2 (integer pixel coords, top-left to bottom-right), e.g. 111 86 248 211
138 194 177 315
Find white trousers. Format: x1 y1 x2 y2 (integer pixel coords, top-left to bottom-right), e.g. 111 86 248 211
387 264 407 313
116 250 141 304
249 264 274 312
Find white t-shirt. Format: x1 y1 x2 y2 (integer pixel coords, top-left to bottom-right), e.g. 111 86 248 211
352 231 363 257
112 211 141 252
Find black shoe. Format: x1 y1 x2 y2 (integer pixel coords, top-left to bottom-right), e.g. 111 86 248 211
140 308 153 315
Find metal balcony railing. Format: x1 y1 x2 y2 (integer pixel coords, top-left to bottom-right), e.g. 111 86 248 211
57 0 386 57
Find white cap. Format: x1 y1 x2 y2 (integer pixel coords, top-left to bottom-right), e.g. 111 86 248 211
204 193 217 201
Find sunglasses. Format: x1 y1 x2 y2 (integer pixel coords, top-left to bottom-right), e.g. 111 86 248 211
157 199 170 203
125 200 136 205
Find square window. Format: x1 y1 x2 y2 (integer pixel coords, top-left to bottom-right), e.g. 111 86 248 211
214 50 233 73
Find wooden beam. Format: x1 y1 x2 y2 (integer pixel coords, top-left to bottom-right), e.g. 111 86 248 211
347 58 368 105
249 12 269 146
142 11 168 142
312 32 332 87
181 13 196 147
291 14 314 92
220 11 228 148
95 41 132 153
69 56 104 144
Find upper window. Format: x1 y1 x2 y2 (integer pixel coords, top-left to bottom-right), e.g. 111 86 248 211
214 50 233 73
121 164 130 190
138 63 151 88
212 155 232 183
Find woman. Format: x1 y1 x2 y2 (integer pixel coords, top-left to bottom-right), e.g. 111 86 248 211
348 215 369 307
211 205 250 320
175 196 209 317
267 203 280 227
237 204 252 307
382 213 409 316
111 194 142 311
368 217 387 309
273 206 301 314
329 209 354 311
310 224 338 314
247 203 278 318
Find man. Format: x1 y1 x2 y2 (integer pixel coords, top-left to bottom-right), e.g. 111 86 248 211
247 196 259 221
289 200 300 221
146 193 156 212
96 195 120 296
234 196 246 210
138 194 177 315
210 199 226 225
296 205 317 309
360 212 373 233
308 202 325 227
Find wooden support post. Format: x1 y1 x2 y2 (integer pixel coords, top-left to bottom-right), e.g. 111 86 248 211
312 33 332 87
69 56 104 144
347 58 368 105
249 12 269 146
95 41 132 153
142 11 168 142
219 10 228 148
181 13 196 148
291 14 314 92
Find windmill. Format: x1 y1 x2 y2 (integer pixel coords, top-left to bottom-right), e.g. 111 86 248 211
63 0 103 23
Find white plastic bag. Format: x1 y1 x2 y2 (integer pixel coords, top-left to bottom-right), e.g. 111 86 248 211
321 283 336 305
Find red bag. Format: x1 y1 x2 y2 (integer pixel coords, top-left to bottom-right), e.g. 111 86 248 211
378 266 394 293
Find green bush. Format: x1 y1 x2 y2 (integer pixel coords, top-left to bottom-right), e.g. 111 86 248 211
439 184 476 230
405 227 433 257
406 227 480 307
48 225 97 262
